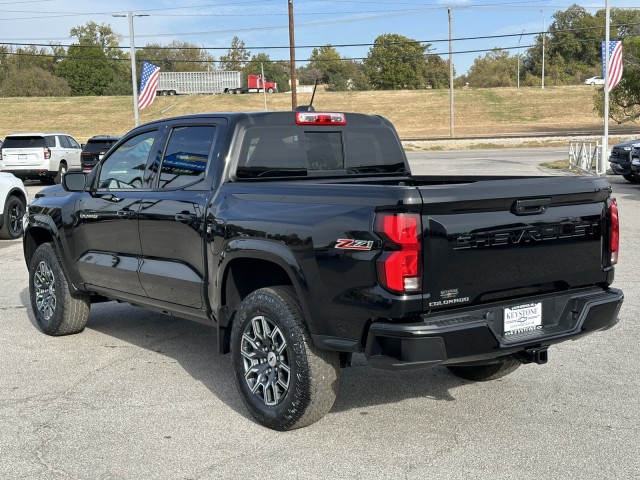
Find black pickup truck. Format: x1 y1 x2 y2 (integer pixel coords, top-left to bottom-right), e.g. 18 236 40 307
23 111 623 430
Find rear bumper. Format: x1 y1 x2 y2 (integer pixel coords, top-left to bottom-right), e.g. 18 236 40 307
364 287 623 370
1 167 55 179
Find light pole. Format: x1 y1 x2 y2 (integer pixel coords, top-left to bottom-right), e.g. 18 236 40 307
517 29 524 89
541 12 545 89
113 11 148 126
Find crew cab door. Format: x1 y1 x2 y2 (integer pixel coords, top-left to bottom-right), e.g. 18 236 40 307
73 128 161 296
137 120 224 309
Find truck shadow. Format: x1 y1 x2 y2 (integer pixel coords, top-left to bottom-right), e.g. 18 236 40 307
20 290 464 423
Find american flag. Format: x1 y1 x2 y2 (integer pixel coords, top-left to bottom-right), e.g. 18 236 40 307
601 40 623 91
138 61 161 110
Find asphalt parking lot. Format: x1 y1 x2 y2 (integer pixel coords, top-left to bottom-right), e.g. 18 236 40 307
1 156 638 479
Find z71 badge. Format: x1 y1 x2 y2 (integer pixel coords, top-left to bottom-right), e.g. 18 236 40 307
335 239 374 251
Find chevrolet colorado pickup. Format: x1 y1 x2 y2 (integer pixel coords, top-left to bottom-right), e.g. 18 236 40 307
23 111 623 430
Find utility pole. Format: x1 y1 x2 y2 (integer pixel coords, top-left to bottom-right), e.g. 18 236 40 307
113 11 148 127
448 7 454 138
288 0 297 110
517 30 524 89
541 12 545 89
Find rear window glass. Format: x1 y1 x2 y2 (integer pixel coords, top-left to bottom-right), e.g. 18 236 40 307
2 136 46 149
236 127 405 179
84 140 118 153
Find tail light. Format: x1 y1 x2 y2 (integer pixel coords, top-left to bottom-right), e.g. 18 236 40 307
43 147 51 160
610 199 619 264
375 212 421 293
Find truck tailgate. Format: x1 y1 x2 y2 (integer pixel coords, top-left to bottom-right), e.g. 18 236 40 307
417 176 613 309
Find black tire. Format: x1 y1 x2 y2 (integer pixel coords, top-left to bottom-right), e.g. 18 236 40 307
622 173 637 182
446 356 521 381
231 286 339 430
29 243 90 336
267 87 275 94
54 161 67 185
0 195 26 240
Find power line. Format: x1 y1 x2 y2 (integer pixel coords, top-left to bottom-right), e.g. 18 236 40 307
1 22 637 52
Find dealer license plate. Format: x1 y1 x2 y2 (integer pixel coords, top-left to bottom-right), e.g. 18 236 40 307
503 302 542 336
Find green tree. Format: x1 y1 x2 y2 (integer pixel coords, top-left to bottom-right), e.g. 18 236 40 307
0 67 71 97
70 21 120 52
138 41 214 72
594 36 640 124
219 36 250 71
56 44 114 95
523 5 640 85
425 55 450 89
467 49 517 87
56 22 127 95
244 53 290 92
364 34 429 90
307 45 352 90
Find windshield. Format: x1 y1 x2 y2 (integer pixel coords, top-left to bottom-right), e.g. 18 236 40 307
236 126 406 179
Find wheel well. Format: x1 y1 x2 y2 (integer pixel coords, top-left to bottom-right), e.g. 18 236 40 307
24 227 54 266
223 258 293 314
10 189 27 207
218 258 294 354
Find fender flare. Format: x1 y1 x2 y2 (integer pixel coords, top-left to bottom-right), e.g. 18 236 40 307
213 238 317 332
23 212 86 292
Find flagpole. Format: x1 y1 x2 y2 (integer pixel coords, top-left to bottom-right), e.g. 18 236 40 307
602 0 610 176
114 12 148 127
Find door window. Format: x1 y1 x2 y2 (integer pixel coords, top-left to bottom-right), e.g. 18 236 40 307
97 130 156 189
67 136 81 149
156 125 215 189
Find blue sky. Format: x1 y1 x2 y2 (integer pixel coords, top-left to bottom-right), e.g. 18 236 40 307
0 0 634 75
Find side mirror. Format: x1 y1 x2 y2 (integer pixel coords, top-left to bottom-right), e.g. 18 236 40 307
62 171 87 192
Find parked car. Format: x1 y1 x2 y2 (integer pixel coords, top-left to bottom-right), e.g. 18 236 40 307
0 172 27 239
81 135 120 172
608 138 640 182
584 76 605 85
0 133 82 184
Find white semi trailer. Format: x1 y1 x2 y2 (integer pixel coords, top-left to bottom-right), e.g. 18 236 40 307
157 71 242 95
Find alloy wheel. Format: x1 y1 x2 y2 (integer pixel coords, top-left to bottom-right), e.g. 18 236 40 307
34 260 56 320
240 315 291 406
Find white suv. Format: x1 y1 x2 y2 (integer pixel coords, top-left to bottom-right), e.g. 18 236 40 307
0 172 28 239
0 133 82 184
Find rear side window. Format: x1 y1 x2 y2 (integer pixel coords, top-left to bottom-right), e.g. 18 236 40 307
45 136 56 148
157 125 215 189
2 136 46 149
236 127 405 178
58 135 70 148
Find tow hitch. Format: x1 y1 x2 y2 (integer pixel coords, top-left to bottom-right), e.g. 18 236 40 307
517 346 548 365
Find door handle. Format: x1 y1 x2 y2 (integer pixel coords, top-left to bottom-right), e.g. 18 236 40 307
117 209 135 217
175 212 198 222
513 198 551 216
